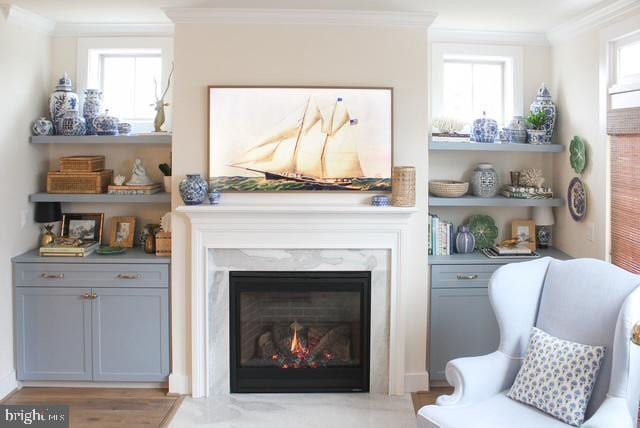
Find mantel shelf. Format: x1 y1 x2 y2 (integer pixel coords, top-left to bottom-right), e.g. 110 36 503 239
429 195 563 207
30 135 172 145
176 204 419 215
29 192 171 204
429 140 565 152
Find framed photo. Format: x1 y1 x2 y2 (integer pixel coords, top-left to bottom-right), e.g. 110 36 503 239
208 86 393 192
109 216 136 248
61 213 104 244
511 220 536 251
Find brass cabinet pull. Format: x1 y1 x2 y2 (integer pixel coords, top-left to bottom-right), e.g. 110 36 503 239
81 293 91 299
117 273 141 279
456 274 478 280
41 273 64 279
90 292 97 300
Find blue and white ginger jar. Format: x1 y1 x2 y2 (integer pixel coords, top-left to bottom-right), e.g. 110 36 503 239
179 174 208 205
32 117 54 136
49 73 79 135
455 225 476 254
83 89 102 135
471 112 498 143
93 109 119 136
529 83 556 144
58 110 86 136
470 163 498 197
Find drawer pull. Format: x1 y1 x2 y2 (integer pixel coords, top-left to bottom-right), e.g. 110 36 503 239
41 273 64 279
90 292 97 300
117 273 141 280
81 293 91 299
456 274 478 280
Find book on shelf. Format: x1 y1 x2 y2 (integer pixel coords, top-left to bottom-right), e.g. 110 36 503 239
107 183 161 195
428 214 455 256
494 245 532 255
39 242 99 257
501 185 553 199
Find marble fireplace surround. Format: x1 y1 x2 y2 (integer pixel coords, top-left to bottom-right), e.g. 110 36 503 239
177 205 417 398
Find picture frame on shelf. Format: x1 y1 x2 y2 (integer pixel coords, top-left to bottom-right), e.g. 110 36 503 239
61 213 104 244
511 219 536 251
109 216 136 248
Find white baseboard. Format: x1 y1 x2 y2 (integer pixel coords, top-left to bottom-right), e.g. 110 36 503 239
168 373 190 395
0 370 18 400
20 381 166 389
404 371 429 392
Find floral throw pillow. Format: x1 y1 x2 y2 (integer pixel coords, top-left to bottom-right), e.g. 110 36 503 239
507 327 605 426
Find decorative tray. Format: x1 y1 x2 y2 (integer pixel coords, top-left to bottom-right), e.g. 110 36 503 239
482 248 541 259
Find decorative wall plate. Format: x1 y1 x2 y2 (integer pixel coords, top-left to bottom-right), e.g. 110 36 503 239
468 214 499 250
567 177 587 221
570 136 587 174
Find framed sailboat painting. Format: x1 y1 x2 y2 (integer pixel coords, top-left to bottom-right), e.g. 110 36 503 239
208 86 393 191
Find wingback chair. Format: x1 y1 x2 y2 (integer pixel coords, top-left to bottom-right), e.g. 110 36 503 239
418 257 640 428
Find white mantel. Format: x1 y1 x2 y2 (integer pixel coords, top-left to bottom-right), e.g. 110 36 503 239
177 204 417 398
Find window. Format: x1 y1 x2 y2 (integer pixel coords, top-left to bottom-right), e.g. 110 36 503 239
614 35 640 88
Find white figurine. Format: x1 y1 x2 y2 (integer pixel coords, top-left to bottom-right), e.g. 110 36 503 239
126 158 153 186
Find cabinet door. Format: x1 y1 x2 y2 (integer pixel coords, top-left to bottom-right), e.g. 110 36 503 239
15 287 92 380
429 287 499 382
92 288 169 381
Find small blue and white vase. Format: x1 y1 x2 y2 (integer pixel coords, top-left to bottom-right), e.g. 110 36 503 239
58 110 86 136
455 225 476 254
208 190 221 205
32 117 54 136
471 112 498 143
179 174 208 205
371 195 390 206
470 163 498 197
118 122 132 135
508 116 528 144
93 109 119 135
49 73 79 135
83 89 102 135
529 83 556 144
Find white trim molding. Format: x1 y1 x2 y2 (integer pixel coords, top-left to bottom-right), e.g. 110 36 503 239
163 8 437 28
547 0 640 44
404 372 430 392
176 204 418 398
0 4 54 34
53 23 174 37
0 369 18 400
429 28 549 46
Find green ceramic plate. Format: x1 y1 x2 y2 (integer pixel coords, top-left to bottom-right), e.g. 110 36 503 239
570 136 587 174
96 246 127 255
468 214 499 250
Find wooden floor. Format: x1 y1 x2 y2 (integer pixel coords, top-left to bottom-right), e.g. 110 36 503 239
1 388 183 428
411 387 454 414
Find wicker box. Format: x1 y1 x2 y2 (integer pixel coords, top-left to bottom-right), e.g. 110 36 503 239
155 232 171 257
59 156 105 172
47 170 113 194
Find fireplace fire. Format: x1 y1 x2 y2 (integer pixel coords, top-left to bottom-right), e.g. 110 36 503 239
229 271 371 392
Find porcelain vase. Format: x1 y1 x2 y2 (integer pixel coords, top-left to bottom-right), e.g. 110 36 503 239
58 110 86 136
527 129 547 145
49 73 79 135
179 174 208 205
471 112 498 143
508 116 528 144
470 163 498 197
455 225 476 254
93 109 119 136
32 117 54 136
529 83 556 144
83 89 102 135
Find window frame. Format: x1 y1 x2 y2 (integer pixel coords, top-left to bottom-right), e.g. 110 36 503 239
609 32 640 95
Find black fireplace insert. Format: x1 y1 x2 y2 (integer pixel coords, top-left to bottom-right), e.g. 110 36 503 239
229 271 371 393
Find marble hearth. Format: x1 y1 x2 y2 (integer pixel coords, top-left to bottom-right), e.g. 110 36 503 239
177 205 417 398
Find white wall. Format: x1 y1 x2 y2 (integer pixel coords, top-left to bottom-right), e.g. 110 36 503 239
0 17 50 399
170 22 429 393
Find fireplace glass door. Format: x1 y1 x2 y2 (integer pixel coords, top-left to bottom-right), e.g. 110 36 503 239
229 271 371 392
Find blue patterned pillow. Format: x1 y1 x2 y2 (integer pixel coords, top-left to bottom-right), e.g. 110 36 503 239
507 327 605 426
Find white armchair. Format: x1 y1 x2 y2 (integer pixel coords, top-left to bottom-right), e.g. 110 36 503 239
418 257 640 428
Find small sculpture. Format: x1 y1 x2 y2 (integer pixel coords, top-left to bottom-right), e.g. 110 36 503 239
519 168 545 188
151 62 174 132
114 175 126 186
126 158 154 185
432 117 466 135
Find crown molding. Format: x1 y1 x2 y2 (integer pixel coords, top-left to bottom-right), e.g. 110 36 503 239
429 28 549 46
53 23 174 37
162 8 437 28
547 0 640 44
0 4 54 33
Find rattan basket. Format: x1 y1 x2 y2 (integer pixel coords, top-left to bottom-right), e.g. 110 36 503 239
391 166 416 207
59 156 105 172
47 170 113 194
155 232 171 257
429 180 469 198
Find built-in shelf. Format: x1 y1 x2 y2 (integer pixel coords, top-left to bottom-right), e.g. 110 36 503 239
29 192 171 204
429 140 565 152
428 248 571 265
429 195 563 207
12 247 170 264
30 135 172 145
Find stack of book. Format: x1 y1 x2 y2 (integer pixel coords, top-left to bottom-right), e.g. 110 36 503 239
108 183 161 195
428 214 454 256
39 241 99 257
501 185 553 199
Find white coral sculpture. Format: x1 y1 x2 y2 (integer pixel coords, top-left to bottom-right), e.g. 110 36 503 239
114 175 126 186
432 117 466 134
519 168 545 188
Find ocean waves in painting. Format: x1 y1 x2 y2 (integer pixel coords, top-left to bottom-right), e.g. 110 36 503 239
210 176 392 192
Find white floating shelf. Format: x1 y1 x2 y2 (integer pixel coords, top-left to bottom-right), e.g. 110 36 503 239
429 140 564 152
429 195 563 207
30 135 172 145
29 192 171 204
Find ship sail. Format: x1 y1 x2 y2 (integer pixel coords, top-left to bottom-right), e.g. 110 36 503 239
321 100 364 178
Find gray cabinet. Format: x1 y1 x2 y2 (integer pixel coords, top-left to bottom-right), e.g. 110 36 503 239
13 249 170 382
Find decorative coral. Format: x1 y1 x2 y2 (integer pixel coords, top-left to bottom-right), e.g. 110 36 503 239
432 117 466 134
519 168 545 188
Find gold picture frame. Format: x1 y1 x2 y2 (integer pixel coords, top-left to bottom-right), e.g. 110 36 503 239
109 216 136 248
511 220 536 251
61 213 104 244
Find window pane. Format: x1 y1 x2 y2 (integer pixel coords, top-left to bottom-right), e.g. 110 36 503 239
102 57 135 119
619 41 640 79
134 57 162 120
472 63 503 124
443 62 473 128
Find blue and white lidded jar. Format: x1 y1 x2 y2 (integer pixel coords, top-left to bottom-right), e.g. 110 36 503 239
529 83 556 144
82 89 102 135
58 110 86 136
208 190 222 205
508 116 528 144
471 112 498 143
32 117 54 136
179 174 208 205
118 122 132 135
93 109 119 136
455 225 476 254
470 163 499 197
49 73 79 135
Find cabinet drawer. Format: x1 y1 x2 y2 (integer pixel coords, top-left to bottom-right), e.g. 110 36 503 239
15 264 169 288
431 264 501 289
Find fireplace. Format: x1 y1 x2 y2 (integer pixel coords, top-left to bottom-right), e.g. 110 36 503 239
229 271 371 393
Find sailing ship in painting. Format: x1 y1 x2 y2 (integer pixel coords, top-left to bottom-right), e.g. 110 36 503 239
212 95 391 191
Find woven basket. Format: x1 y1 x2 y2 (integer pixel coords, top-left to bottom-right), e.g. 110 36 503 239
391 166 416 207
155 232 171 257
47 170 113 194
59 156 105 172
429 180 469 198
